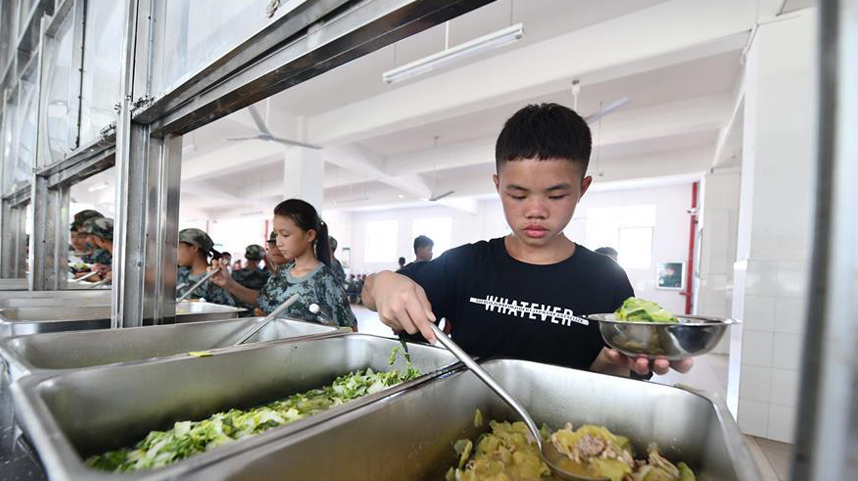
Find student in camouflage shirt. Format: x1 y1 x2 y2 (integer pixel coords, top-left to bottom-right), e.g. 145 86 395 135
211 199 356 329
79 217 115 282
230 244 270 315
329 236 347 288
176 228 236 307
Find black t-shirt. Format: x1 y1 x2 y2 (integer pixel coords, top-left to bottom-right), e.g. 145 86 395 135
400 238 634 371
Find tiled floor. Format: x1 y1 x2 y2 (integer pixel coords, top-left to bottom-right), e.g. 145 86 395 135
350 305 795 480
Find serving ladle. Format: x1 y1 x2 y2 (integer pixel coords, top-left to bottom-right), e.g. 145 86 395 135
428 323 608 481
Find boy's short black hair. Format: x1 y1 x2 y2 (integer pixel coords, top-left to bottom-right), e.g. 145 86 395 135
413 235 434 254
495 103 592 175
595 247 618 257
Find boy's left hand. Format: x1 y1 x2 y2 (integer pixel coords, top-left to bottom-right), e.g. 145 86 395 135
604 349 693 376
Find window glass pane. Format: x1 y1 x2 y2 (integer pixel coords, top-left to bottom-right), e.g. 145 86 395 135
1 102 18 194
584 204 656 269
365 220 398 263
79 0 124 145
151 0 305 96
4 76 39 193
40 15 75 165
618 226 653 270
0 2 16 71
411 217 452 257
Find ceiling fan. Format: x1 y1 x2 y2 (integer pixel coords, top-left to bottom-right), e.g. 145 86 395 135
571 80 631 123
425 136 455 202
227 104 322 150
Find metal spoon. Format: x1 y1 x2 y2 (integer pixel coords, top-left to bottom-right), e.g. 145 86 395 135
232 294 300 346
177 267 220 303
428 323 608 481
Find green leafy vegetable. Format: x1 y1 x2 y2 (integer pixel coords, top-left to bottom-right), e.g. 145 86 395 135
88 357 420 472
615 297 679 323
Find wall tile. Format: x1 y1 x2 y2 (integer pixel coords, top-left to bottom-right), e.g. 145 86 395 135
738 366 772 402
743 296 775 331
767 404 797 443
773 296 806 334
770 369 799 407
738 398 769 437
745 260 780 297
741 330 774 367
777 260 808 298
772 332 802 371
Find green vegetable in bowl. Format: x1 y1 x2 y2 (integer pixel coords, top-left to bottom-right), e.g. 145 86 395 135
615 297 679 323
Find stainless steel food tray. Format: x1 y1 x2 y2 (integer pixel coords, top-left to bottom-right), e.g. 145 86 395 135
0 279 29 291
0 301 245 337
0 317 343 381
182 359 760 481
0 290 111 302
12 334 460 481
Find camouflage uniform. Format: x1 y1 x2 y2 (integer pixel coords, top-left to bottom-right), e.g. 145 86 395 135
177 266 236 306
176 228 236 307
231 245 270 314
330 258 346 288
257 263 356 329
79 218 114 265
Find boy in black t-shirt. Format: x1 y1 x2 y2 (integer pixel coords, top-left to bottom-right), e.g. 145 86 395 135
362 103 692 377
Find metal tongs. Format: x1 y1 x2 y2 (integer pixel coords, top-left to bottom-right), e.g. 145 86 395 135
71 270 99 283
232 294 300 346
177 267 220 303
428 323 608 481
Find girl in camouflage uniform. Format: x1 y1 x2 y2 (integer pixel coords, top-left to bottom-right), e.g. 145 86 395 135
211 199 357 329
177 228 236 306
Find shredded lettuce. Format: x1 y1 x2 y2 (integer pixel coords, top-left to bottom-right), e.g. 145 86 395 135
88 349 420 472
615 297 679 323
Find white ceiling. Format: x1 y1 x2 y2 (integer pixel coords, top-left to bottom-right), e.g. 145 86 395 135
170 0 792 217
271 0 670 117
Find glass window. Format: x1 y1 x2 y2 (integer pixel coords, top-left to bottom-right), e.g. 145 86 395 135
40 15 75 165
0 2 16 72
411 217 452 257
364 220 398 263
3 74 39 194
618 226 653 269
150 0 305 96
584 204 656 270
79 0 124 145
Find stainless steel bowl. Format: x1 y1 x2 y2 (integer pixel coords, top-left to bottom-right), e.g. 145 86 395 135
586 313 739 360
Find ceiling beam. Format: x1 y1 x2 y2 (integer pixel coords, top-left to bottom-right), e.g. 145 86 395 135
307 0 755 146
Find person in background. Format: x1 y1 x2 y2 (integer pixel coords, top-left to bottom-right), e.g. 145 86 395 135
69 210 102 277
414 235 434 262
176 228 235 306
329 236 346 288
79 217 114 282
221 252 233 273
231 244 271 316
265 230 289 274
210 199 357 329
397 256 406 270
400 235 434 270
594 246 619 262
233 260 243 271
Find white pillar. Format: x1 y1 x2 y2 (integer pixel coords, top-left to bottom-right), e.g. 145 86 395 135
282 147 325 211
695 168 741 354
728 9 817 443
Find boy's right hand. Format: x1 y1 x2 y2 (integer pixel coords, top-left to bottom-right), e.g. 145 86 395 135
368 271 437 343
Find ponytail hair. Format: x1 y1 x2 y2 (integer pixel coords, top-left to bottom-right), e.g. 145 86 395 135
273 199 331 268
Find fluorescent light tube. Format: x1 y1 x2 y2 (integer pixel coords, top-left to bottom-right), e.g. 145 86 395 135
383 23 524 84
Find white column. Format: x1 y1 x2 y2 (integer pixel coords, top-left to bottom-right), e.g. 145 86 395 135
728 9 817 443
282 147 325 211
695 168 741 354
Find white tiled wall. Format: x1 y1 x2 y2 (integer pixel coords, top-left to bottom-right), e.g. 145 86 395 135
729 10 816 444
